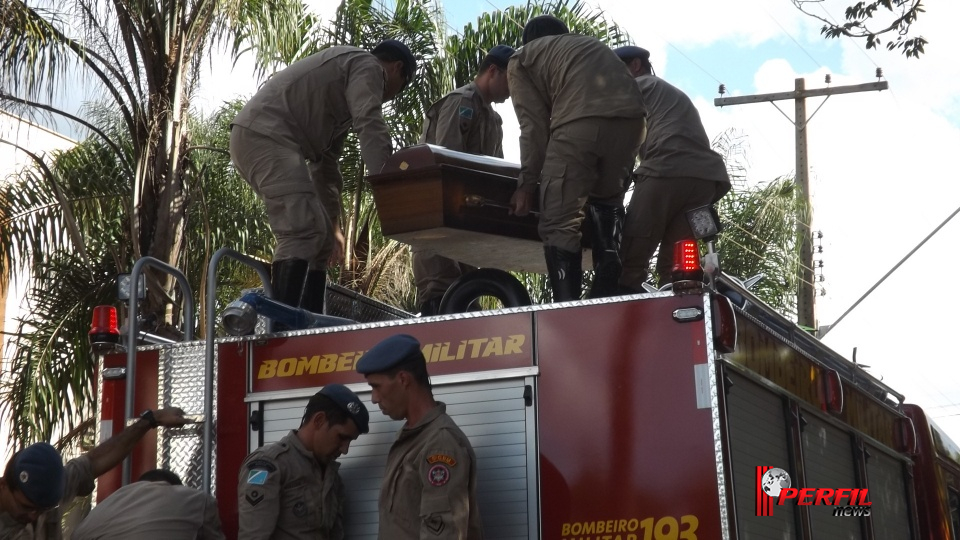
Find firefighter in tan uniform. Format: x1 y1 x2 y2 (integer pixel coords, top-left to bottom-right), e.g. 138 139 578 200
413 45 515 316
508 16 647 301
237 384 369 540
0 408 189 540
613 46 730 290
71 469 224 539
230 40 416 323
356 334 482 539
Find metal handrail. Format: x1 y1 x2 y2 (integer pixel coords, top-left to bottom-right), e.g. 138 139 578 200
123 257 195 486
203 247 273 493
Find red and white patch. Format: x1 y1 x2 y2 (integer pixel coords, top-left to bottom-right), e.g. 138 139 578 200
427 463 450 487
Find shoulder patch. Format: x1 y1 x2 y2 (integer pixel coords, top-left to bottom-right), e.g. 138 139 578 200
427 463 451 487
458 106 474 119
247 469 269 485
426 454 457 467
246 459 277 472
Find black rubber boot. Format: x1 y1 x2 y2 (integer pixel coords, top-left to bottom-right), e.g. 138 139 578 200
587 203 624 299
299 269 327 315
270 258 308 331
544 246 582 302
419 297 442 317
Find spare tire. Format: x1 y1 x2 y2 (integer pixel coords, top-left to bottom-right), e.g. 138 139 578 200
438 268 532 314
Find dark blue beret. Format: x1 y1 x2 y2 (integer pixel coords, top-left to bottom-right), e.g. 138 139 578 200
319 384 369 434
14 442 65 508
485 45 516 69
614 45 651 62
372 39 417 86
356 334 424 375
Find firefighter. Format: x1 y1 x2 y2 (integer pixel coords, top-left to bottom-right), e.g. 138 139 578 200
230 40 416 324
508 16 647 301
356 334 482 539
413 44 515 316
236 384 369 540
0 408 189 539
613 46 731 291
71 469 224 539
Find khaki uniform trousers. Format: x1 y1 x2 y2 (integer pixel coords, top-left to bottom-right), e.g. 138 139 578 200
230 125 338 268
538 117 644 253
620 175 728 288
411 251 476 306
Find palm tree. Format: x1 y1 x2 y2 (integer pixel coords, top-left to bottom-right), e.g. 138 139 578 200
711 130 810 318
0 101 271 447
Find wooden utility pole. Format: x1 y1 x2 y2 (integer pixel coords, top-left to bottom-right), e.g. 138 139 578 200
714 78 888 331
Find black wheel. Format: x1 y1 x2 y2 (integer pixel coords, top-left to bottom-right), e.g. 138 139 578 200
438 268 532 314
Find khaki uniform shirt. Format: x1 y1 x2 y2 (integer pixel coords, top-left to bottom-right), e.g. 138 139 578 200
634 75 730 185
508 34 646 190
379 403 481 540
71 481 224 539
419 82 503 157
232 46 393 176
0 456 96 540
237 431 344 540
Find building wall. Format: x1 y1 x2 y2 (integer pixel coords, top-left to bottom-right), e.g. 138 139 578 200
0 110 76 455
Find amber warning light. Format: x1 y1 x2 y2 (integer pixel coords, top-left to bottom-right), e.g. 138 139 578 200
89 305 120 353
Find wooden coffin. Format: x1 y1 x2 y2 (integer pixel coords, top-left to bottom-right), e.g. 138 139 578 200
368 144 553 273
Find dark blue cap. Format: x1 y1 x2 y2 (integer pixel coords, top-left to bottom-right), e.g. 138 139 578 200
485 45 516 69
614 45 650 62
372 39 417 88
319 384 369 434
14 442 65 508
522 15 569 45
356 334 424 375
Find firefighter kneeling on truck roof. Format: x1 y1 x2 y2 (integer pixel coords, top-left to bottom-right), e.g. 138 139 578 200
357 334 482 539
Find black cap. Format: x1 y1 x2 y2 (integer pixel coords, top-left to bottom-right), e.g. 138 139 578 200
614 45 651 62
318 384 369 434
356 334 424 375
372 39 417 88
14 442 65 508
484 45 516 69
522 15 569 45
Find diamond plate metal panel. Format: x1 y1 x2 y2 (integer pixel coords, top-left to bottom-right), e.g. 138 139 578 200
159 342 212 492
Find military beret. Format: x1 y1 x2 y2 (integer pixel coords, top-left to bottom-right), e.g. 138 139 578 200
372 39 417 89
484 45 516 69
356 334 424 375
13 442 65 508
614 45 651 62
522 15 569 45
319 384 370 434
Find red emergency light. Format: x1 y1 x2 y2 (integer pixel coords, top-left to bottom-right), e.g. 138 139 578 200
89 305 120 352
672 239 704 285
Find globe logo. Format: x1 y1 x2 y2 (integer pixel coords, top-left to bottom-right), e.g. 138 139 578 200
760 468 791 498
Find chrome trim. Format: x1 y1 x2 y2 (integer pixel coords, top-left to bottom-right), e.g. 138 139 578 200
703 295 731 540
244 366 541 403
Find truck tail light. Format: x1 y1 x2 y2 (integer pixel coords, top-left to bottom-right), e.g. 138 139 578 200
672 240 705 284
710 293 737 353
821 369 843 413
89 305 121 353
895 416 917 454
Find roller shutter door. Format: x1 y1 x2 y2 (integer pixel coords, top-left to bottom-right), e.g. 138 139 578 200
724 369 799 539
801 413 862 539
866 443 913 540
257 376 536 539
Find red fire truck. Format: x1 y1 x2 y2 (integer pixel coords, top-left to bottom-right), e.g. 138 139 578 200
89 147 960 539
89 260 959 540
